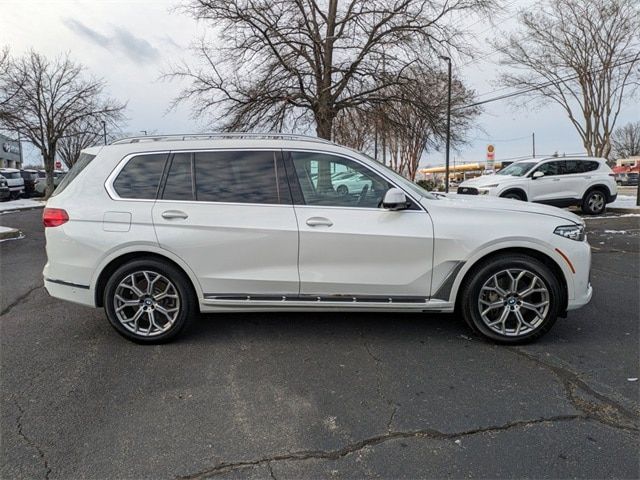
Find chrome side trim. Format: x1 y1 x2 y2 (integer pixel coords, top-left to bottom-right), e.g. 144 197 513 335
203 294 429 304
44 277 90 290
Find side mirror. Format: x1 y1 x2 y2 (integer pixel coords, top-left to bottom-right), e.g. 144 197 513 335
532 171 545 179
382 188 408 210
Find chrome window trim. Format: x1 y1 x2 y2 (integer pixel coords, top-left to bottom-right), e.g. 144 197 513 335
105 146 427 212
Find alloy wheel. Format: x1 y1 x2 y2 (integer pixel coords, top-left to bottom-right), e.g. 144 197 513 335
113 271 180 337
588 192 605 212
477 268 550 337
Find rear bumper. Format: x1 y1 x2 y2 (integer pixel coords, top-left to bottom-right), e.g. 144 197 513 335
44 277 96 308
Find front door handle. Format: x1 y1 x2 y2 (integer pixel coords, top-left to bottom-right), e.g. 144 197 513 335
161 210 189 220
306 217 333 227
552 178 561 182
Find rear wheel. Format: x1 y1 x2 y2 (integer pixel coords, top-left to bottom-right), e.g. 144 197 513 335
336 184 349 196
460 254 561 344
581 189 606 215
104 258 196 343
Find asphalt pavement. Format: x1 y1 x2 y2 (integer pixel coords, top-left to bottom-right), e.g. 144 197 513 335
1 208 638 479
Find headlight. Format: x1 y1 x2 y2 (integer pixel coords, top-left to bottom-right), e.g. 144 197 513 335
480 184 499 188
554 225 585 241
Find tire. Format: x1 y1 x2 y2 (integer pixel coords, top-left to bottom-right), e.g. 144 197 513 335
581 189 607 215
501 191 525 201
104 258 196 344
336 184 349 196
459 254 562 344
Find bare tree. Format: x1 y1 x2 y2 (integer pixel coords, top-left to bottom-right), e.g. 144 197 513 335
57 118 122 169
611 121 640 159
167 0 493 140
494 0 640 158
0 51 125 196
332 66 479 179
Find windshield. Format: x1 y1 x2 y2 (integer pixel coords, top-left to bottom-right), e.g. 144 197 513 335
1 171 21 179
496 162 537 177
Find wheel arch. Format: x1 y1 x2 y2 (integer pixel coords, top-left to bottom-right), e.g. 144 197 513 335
583 183 614 202
451 246 569 315
94 249 202 308
499 188 528 201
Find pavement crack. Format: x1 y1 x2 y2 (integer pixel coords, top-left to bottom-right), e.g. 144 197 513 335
177 415 585 479
267 462 277 480
1 284 43 317
361 330 397 431
510 348 639 432
14 399 51 479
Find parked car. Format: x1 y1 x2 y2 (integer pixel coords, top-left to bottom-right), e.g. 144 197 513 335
615 172 638 186
0 168 25 199
20 169 41 197
43 134 592 344
457 157 617 215
0 175 10 201
35 170 66 196
332 171 373 196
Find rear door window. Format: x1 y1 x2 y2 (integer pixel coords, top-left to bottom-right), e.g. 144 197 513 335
193 150 288 204
112 153 168 199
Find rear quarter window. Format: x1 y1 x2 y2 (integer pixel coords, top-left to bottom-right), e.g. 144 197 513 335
112 153 168 199
51 153 96 196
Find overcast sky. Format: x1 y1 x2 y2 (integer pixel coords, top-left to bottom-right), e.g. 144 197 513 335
1 0 638 167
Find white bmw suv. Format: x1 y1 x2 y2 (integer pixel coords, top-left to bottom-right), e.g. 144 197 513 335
457 157 617 215
43 134 592 344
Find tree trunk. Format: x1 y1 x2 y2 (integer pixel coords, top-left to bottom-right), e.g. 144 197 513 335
44 152 56 198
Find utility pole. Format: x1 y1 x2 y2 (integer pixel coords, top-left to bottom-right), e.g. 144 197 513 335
532 132 536 158
440 56 452 193
101 120 107 145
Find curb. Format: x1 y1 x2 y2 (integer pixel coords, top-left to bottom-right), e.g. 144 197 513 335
0 228 22 241
0 203 45 214
607 207 640 214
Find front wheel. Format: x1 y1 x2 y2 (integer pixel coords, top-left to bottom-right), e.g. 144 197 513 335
459 255 562 344
501 191 525 201
104 258 196 343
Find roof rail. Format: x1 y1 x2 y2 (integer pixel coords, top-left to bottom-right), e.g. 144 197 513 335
110 132 336 146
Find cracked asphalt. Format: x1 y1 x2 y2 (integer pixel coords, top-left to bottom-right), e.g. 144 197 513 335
1 208 638 479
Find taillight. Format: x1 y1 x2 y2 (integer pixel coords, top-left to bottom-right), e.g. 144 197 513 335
43 208 69 227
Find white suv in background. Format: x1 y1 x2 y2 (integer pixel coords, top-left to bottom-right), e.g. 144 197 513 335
0 167 25 199
43 134 592 344
457 157 617 215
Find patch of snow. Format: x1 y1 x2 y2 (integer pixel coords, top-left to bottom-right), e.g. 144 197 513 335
603 230 628 234
608 195 639 210
0 226 15 234
585 213 640 220
0 198 45 212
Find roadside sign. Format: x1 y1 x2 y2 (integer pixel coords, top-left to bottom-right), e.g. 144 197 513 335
486 144 495 169
55 161 61 169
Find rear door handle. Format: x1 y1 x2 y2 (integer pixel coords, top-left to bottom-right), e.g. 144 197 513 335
306 217 333 227
161 210 189 220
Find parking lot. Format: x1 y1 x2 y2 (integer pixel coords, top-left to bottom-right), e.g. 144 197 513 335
1 207 638 479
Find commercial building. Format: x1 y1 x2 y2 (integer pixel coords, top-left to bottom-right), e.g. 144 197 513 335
0 133 22 169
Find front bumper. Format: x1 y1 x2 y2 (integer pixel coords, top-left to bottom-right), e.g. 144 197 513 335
567 282 593 310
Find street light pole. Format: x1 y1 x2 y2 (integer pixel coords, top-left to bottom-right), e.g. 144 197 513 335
440 56 452 193
101 120 107 145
